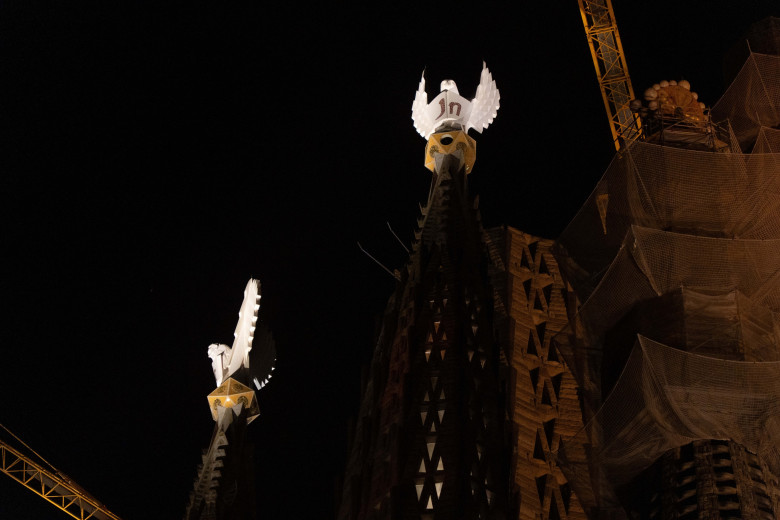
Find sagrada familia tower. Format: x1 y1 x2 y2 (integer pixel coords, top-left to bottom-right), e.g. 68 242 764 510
337 17 780 520
178 16 780 520
337 64 587 520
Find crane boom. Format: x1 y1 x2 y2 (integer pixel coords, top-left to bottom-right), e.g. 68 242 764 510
577 0 640 149
1 437 123 520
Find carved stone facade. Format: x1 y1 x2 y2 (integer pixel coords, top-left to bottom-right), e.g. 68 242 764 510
337 148 586 519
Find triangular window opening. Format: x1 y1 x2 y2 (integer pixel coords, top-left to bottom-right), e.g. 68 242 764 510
527 331 538 356
542 284 553 307
533 292 544 311
535 475 547 505
543 419 556 447
528 241 538 261
438 409 445 422
437 458 444 471
426 496 433 510
548 344 559 363
418 459 426 473
533 431 546 461
536 322 546 345
520 248 531 269
425 349 431 361
529 368 540 392
539 254 550 275
522 278 532 301
421 411 428 424
561 482 572 512
549 494 561 520
416 483 424 499
541 384 553 406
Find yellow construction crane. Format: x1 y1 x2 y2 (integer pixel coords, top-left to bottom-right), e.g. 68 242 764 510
1 425 123 520
577 0 641 149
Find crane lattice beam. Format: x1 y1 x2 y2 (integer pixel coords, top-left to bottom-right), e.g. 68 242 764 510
578 0 640 149
1 438 123 520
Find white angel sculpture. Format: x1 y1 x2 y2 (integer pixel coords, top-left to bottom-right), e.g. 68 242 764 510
412 62 500 140
207 279 276 390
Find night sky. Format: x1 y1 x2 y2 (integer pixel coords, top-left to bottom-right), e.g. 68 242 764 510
2 2 778 519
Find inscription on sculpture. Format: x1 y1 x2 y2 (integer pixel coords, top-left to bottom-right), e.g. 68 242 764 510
412 62 500 139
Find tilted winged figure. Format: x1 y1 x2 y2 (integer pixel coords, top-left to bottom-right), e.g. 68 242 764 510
207 278 276 390
412 62 500 140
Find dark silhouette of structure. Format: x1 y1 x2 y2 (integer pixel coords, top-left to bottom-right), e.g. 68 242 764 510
338 96 587 517
185 280 275 520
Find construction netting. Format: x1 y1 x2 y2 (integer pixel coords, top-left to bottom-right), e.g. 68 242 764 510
555 53 780 301
574 226 780 342
713 52 780 150
553 143 780 300
551 51 780 517
557 336 780 515
755 126 780 153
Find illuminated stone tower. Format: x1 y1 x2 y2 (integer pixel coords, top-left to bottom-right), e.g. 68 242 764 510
337 65 587 520
184 279 276 520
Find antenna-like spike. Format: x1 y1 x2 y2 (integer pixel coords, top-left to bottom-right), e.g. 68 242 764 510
387 222 410 254
357 242 401 281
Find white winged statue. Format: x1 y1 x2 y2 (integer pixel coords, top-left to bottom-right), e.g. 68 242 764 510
207 279 276 390
412 62 500 140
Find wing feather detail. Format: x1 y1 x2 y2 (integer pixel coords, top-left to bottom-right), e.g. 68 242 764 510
411 71 434 139
227 278 261 377
249 324 276 390
466 62 500 134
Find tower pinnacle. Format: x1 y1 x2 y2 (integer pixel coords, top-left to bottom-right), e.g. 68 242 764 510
411 62 500 173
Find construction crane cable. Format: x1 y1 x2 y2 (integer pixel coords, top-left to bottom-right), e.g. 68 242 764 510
0 422 60 474
0 423 124 520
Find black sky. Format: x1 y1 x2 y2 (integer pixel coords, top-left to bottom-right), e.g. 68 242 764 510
2 2 778 519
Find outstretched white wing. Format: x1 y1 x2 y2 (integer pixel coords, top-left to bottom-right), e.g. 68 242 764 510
248 323 276 390
226 278 261 377
411 71 434 139
466 62 500 134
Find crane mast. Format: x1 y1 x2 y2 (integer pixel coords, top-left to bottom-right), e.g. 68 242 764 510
1 434 123 520
578 0 640 149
